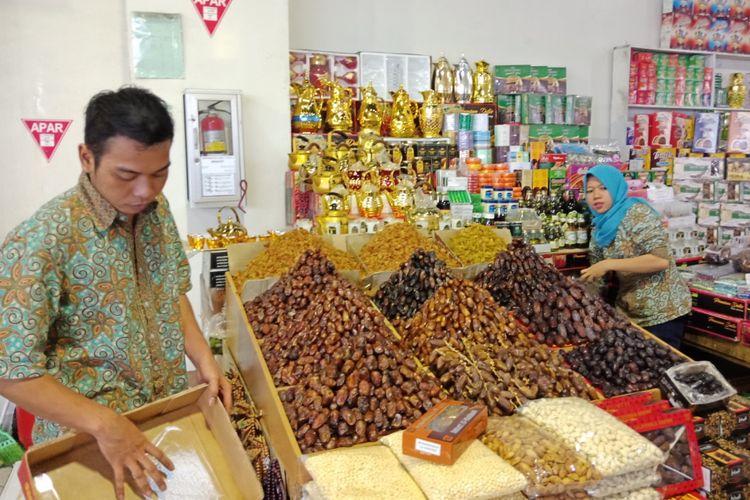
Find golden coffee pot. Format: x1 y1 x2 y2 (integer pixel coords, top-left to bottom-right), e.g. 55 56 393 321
727 73 747 109
389 85 419 138
433 56 454 103
288 137 321 172
207 206 250 246
357 82 386 135
290 78 324 133
355 180 384 218
324 80 354 132
419 90 444 138
386 167 416 218
471 60 494 103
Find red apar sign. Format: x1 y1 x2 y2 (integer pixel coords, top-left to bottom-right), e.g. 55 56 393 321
22 119 72 162
192 0 233 36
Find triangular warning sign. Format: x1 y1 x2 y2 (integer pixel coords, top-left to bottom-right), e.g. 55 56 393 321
192 0 233 36
22 119 72 162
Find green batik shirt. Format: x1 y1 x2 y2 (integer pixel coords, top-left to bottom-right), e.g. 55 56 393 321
589 203 691 327
0 173 191 443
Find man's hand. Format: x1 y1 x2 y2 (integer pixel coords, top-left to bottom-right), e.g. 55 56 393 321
580 259 610 282
93 410 174 500
195 354 232 412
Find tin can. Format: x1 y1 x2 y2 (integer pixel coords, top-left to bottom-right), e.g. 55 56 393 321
482 201 497 214
458 113 473 131
457 131 474 150
509 222 523 238
443 113 458 132
471 113 489 131
480 185 494 201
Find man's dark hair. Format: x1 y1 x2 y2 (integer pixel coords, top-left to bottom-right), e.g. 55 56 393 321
84 86 174 166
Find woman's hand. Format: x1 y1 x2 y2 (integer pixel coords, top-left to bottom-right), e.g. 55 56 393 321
580 259 610 282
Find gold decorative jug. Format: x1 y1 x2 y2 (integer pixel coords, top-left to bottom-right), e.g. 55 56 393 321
343 162 379 192
386 168 416 218
320 186 350 217
324 80 354 132
290 78 324 133
433 56 454 104
388 85 419 138
355 181 384 218
357 83 386 135
727 73 747 109
419 90 444 138
471 60 494 103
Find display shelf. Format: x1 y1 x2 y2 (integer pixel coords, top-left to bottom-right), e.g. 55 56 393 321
684 330 750 369
609 44 750 152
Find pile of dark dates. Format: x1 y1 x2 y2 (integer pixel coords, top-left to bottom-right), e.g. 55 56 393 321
675 371 724 396
402 278 599 416
373 249 452 328
244 250 445 453
564 327 684 397
476 240 629 346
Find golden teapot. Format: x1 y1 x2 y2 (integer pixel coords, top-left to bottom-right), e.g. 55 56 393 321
290 78 324 133
357 82 386 135
207 206 250 247
471 60 494 103
355 180 384 218
320 185 350 217
419 90 444 138
288 136 321 172
389 85 419 138
312 157 344 194
324 80 354 132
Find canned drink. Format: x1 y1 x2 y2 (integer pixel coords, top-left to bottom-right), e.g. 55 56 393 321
471 113 489 131
475 147 492 164
443 113 458 132
458 113 473 131
457 131 474 150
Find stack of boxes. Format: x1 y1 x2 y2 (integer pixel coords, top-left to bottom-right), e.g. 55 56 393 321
629 51 713 107
494 64 591 147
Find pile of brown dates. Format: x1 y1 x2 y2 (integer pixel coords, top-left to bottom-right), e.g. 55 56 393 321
373 249 452 327
563 327 684 397
244 250 445 453
476 240 628 346
401 278 599 416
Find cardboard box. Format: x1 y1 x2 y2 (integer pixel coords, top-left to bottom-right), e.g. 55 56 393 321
727 157 750 181
19 385 261 499
687 307 746 342
402 400 488 465
548 67 566 95
493 65 531 94
529 66 549 93
691 288 750 319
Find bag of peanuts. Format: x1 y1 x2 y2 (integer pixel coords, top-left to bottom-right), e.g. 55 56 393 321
518 398 665 482
379 430 528 500
481 415 601 498
301 445 426 500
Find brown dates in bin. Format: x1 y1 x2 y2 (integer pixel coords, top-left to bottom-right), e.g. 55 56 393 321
244 250 445 453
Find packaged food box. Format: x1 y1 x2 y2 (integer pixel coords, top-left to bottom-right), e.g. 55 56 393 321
686 307 745 342
721 203 750 227
402 399 488 465
521 94 545 125
674 157 725 180
548 67 566 94
693 113 721 153
727 158 750 181
544 94 565 125
728 112 750 154
18 385 261 499
650 112 675 147
494 65 531 94
529 66 549 93
573 95 592 125
663 361 738 411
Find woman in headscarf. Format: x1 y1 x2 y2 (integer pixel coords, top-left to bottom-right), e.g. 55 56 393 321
580 164 691 348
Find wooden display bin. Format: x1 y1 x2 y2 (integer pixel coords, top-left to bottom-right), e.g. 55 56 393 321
225 275 310 498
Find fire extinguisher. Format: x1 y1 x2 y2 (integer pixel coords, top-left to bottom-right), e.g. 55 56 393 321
200 103 228 154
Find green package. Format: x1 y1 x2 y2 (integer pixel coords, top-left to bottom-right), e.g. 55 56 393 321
494 65 531 94
548 67 566 95
530 66 549 93
523 94 545 125
528 124 557 141
544 94 565 125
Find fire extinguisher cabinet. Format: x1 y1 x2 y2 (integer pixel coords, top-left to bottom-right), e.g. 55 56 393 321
184 89 245 207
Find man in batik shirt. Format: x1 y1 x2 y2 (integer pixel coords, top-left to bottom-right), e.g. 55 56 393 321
0 87 230 499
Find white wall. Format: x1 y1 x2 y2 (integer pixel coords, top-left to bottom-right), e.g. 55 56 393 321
0 0 290 239
289 0 664 140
